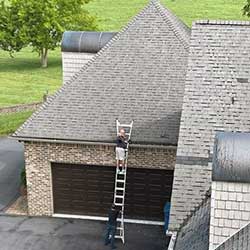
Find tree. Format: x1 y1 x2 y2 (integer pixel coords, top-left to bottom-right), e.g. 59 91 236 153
0 0 97 67
0 1 26 56
243 0 250 17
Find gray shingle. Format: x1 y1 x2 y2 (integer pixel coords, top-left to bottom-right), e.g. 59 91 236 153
13 1 190 145
214 222 250 250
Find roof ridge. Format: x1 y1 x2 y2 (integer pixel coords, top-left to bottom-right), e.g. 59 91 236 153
179 188 211 230
151 1 190 50
12 3 156 138
195 19 250 26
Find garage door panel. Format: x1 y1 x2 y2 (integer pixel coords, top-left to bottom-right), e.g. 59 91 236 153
52 163 173 220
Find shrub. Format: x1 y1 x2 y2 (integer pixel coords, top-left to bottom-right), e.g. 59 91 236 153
21 167 27 187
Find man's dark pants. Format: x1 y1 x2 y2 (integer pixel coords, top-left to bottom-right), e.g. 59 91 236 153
104 223 116 249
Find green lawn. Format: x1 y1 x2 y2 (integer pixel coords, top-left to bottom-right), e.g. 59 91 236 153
0 110 34 136
0 48 62 108
0 0 248 108
87 0 248 31
0 0 249 135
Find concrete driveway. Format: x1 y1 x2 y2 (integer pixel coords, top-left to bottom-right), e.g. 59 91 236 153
0 215 167 250
0 137 24 211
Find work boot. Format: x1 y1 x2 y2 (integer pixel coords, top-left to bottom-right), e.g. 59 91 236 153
104 240 110 246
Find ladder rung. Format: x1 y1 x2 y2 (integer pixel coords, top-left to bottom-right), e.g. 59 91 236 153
117 172 126 175
116 187 125 190
114 203 124 206
115 195 124 199
118 124 132 128
115 235 123 239
117 170 126 175
116 227 123 231
115 192 125 196
117 179 125 183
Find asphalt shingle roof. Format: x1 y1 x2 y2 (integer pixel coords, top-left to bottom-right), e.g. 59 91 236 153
13 0 190 145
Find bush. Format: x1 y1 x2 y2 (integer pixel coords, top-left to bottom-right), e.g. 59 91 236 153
21 167 27 187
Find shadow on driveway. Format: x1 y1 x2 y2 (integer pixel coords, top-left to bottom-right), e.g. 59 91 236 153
0 215 167 250
0 138 24 211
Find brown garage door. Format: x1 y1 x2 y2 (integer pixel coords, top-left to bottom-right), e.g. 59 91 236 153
52 163 173 221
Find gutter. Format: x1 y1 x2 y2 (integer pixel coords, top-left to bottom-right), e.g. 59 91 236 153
53 214 164 225
10 136 177 150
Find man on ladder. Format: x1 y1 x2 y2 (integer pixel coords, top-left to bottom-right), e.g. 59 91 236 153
104 120 133 247
115 128 128 173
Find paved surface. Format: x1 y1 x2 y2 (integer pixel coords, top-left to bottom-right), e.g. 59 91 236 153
0 215 167 250
0 137 24 211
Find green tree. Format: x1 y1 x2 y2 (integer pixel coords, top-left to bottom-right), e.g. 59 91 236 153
0 0 97 67
243 0 250 16
0 1 26 55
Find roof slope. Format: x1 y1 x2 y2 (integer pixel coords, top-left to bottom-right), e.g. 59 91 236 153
214 221 250 250
13 0 190 145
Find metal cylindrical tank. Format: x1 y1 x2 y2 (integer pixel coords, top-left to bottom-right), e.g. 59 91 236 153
61 31 117 53
213 132 250 183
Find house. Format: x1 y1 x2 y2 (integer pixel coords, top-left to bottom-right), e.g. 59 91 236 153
170 20 250 250
12 0 190 223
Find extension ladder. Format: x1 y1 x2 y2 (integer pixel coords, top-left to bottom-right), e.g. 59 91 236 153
114 119 133 244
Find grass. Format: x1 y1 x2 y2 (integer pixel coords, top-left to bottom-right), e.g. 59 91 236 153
0 110 34 136
0 0 248 108
86 0 248 30
0 47 62 108
0 0 249 135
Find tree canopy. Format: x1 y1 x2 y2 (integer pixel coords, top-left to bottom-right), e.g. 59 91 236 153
0 0 97 67
243 0 250 17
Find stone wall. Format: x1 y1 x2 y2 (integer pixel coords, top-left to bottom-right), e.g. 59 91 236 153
62 52 95 84
214 222 250 250
209 181 250 249
174 194 210 250
0 102 41 114
24 141 176 216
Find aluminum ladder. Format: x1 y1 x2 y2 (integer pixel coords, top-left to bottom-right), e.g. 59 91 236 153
114 119 133 244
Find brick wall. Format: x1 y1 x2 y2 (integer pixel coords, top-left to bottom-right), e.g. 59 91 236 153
24 141 176 216
209 181 250 250
62 52 95 84
0 102 41 114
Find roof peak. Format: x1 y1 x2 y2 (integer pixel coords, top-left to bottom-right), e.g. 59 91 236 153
149 0 190 48
13 0 189 144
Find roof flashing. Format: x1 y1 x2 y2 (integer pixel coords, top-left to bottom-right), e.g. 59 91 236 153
194 19 250 26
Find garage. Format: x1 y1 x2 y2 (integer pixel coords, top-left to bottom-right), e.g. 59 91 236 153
52 163 173 221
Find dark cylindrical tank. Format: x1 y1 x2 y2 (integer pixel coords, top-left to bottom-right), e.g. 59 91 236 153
61 31 117 53
213 132 250 183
